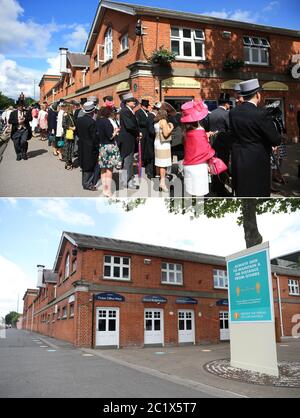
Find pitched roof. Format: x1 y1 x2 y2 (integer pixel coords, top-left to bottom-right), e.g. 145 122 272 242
85 0 300 53
43 269 58 284
67 53 90 68
52 232 300 277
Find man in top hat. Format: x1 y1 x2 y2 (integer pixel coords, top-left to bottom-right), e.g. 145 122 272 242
229 78 282 197
118 92 141 189
143 102 161 179
75 101 100 191
9 100 33 161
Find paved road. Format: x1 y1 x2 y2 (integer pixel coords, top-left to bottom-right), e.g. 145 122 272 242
0 136 299 197
0 329 217 398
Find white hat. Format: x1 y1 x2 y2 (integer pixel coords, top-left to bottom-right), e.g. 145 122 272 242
122 92 136 102
83 101 96 113
153 102 162 109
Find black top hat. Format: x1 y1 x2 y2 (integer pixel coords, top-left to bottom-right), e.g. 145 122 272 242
218 92 231 104
141 99 150 107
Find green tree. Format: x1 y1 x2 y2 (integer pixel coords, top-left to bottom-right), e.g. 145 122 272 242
5 311 20 327
0 92 15 110
117 198 300 249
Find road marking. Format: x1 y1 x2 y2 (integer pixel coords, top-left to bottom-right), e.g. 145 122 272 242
82 354 94 357
47 349 56 352
40 346 48 348
202 350 212 352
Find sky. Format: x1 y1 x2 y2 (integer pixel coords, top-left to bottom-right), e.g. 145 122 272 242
0 0 299 99
0 197 299 318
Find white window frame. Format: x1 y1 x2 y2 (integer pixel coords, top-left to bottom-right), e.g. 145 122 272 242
243 36 270 66
104 255 131 281
69 303 75 318
94 54 99 70
161 263 183 285
288 279 300 296
104 27 113 62
171 27 205 60
213 269 228 289
64 254 70 280
120 33 129 53
62 306 67 319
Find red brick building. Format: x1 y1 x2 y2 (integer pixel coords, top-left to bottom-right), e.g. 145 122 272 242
22 232 300 348
39 0 300 141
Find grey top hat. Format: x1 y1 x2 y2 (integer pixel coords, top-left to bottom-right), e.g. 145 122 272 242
83 101 96 113
239 79 261 97
87 96 99 105
234 83 241 93
122 92 135 102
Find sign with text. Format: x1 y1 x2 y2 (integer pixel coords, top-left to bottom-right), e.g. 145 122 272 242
176 297 198 305
94 293 125 302
142 295 167 303
226 242 278 377
227 248 273 322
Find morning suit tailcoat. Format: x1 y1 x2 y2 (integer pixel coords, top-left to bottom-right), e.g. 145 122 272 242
9 109 33 140
76 114 99 172
118 106 140 159
229 102 282 197
209 107 232 166
143 112 156 163
136 108 149 162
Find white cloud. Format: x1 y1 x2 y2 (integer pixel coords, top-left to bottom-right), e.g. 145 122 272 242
0 255 34 318
64 25 89 50
110 199 300 259
204 9 259 23
36 199 95 227
0 0 60 58
263 1 280 12
46 54 61 76
0 54 43 99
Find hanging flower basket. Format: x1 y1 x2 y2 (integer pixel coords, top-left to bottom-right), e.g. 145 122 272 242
149 47 177 66
223 57 245 71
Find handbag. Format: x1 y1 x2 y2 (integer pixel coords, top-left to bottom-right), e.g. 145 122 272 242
208 157 228 176
48 134 56 144
57 139 65 148
171 126 183 147
66 129 74 141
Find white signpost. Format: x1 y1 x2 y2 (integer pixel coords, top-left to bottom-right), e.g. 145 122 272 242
226 242 279 377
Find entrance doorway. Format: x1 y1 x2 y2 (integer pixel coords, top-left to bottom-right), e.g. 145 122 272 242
219 311 230 341
144 309 164 345
178 310 195 344
95 308 120 347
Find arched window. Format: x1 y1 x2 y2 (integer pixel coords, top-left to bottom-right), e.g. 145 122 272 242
104 27 113 62
65 254 70 280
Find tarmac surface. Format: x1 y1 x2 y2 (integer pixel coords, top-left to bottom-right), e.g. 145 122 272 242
0 136 299 197
6 329 300 398
0 329 218 398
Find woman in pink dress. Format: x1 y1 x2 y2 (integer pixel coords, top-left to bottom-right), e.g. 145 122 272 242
37 104 48 141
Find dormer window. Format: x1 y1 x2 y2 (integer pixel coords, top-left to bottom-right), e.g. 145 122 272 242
104 27 113 62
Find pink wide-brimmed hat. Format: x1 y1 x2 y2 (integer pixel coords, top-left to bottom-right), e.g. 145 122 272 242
180 100 208 123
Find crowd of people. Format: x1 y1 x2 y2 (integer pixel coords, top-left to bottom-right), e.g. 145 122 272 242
0 79 288 197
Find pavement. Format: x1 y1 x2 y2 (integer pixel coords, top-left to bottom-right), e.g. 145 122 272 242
0 135 299 197
7 329 300 398
0 329 224 398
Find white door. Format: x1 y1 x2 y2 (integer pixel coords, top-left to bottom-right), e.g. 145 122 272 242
144 309 164 345
178 310 195 344
96 308 119 347
219 312 230 341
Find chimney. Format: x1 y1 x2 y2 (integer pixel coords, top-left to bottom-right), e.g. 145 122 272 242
59 47 69 73
37 265 45 288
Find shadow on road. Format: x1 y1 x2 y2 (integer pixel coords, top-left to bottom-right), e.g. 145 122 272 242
27 149 48 159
